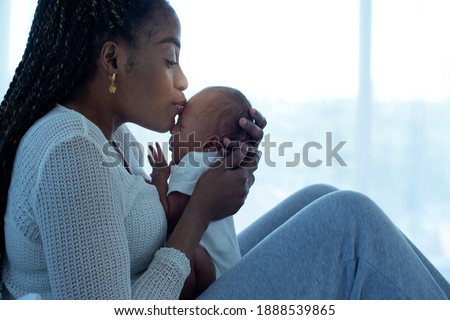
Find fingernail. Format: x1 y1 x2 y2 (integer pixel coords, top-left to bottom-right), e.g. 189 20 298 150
240 118 248 126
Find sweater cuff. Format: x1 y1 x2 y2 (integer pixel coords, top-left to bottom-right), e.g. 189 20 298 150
132 247 191 299
156 247 191 278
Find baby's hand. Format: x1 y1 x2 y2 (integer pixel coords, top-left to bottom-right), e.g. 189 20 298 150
148 143 171 181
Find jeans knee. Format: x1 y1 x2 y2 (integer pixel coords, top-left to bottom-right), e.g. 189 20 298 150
294 184 339 200
304 183 339 194
277 184 339 212
332 189 374 204
327 190 387 224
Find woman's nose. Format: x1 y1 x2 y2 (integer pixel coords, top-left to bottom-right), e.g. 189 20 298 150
175 65 188 92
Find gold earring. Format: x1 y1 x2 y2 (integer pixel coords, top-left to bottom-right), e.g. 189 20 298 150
109 73 117 94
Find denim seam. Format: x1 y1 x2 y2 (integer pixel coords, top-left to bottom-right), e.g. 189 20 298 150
356 257 408 299
302 257 355 298
303 257 409 299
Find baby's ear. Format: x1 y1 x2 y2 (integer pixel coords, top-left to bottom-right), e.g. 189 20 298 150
202 135 221 152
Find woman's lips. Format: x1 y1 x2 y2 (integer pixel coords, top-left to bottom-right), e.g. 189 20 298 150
174 101 186 113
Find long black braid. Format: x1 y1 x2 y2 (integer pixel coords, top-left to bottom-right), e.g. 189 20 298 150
0 0 172 284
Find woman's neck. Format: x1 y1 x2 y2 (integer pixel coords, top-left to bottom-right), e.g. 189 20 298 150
62 85 123 141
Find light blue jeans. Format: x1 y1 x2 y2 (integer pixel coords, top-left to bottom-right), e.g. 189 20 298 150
198 184 450 299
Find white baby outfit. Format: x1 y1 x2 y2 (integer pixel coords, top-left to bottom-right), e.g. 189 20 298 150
168 151 241 279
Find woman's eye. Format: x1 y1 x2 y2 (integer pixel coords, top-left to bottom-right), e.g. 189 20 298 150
166 59 177 68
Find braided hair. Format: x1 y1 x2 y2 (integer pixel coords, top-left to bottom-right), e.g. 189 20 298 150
0 0 173 281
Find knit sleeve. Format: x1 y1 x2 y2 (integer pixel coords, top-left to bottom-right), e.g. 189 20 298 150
33 135 190 299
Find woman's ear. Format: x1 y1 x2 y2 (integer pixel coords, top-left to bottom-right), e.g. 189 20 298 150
202 135 221 152
100 41 120 74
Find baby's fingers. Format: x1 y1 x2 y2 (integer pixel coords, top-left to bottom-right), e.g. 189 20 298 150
147 153 156 167
148 143 169 168
155 142 166 162
148 144 160 165
148 144 156 158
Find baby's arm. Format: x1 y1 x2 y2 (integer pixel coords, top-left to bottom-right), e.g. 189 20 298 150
147 144 193 233
148 143 170 214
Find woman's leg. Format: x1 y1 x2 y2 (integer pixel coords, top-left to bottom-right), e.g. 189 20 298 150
199 190 450 299
238 184 338 256
400 232 450 297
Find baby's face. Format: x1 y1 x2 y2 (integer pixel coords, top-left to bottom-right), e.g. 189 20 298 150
169 89 216 164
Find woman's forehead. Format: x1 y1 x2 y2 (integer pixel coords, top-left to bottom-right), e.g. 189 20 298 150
139 10 181 46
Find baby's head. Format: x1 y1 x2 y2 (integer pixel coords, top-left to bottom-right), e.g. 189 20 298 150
170 86 252 164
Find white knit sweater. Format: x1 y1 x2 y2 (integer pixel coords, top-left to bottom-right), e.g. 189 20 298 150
2 105 190 299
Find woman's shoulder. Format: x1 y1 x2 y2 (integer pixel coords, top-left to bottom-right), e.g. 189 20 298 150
18 104 114 161
23 104 103 146
9 105 110 207
15 105 109 172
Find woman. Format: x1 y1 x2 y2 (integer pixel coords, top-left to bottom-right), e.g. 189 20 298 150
0 0 449 299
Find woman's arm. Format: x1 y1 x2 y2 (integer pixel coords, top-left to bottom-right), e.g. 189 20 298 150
35 136 189 299
166 192 190 234
180 245 216 299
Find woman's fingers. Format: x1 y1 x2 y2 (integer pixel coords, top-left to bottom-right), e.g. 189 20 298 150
250 108 267 130
242 149 261 169
238 108 267 146
242 118 263 142
218 138 262 170
217 140 247 169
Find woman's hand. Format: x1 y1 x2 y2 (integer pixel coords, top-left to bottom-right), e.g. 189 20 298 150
239 107 267 148
191 108 267 221
188 148 259 221
223 107 267 168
